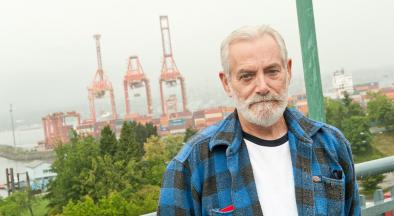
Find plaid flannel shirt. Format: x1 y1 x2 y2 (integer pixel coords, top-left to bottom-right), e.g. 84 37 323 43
158 108 360 215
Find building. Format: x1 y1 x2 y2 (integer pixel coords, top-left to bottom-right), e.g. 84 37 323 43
352 82 380 107
192 107 234 130
353 82 380 93
288 94 308 115
332 69 354 98
381 87 394 101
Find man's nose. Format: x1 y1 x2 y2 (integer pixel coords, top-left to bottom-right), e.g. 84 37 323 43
254 73 269 95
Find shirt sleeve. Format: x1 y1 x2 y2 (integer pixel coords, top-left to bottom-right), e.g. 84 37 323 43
157 159 201 216
336 130 361 216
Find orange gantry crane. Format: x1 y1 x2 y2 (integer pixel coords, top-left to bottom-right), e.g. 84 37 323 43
124 56 153 118
88 34 117 123
158 16 188 116
42 111 81 148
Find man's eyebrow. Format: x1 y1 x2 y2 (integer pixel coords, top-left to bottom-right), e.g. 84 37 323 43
264 63 281 69
237 68 257 74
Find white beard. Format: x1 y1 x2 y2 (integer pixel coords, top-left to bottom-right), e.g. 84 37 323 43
232 89 288 127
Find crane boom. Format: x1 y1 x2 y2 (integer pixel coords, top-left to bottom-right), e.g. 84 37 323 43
93 34 103 79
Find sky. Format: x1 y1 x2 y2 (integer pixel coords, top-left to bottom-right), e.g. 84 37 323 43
1 0 394 127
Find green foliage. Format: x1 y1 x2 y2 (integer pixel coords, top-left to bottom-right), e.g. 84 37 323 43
128 185 160 215
360 175 385 195
99 126 117 156
163 135 184 161
0 191 35 216
134 123 158 145
46 121 179 215
62 196 98 216
62 193 134 216
325 97 372 155
117 122 143 162
325 98 347 129
21 198 48 216
62 188 160 216
46 135 100 214
342 116 372 155
325 93 394 195
184 127 197 143
367 91 394 128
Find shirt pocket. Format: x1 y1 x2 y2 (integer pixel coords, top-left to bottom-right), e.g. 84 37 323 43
313 175 346 215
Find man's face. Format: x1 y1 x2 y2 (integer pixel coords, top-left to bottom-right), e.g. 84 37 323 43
220 34 292 127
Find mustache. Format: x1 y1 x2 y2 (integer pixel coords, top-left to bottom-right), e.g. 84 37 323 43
246 93 287 106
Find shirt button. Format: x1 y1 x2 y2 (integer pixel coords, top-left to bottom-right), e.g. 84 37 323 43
312 176 321 183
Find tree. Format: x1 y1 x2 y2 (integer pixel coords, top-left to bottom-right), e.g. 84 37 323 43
164 135 185 161
325 96 373 156
361 175 385 195
117 121 143 162
81 155 131 201
342 116 372 155
46 122 183 215
62 196 99 216
62 192 135 216
0 191 35 216
367 91 394 128
99 126 117 156
325 98 347 129
184 127 197 143
46 136 100 215
134 122 157 145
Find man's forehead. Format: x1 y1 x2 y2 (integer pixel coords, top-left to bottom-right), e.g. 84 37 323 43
228 36 283 68
229 35 280 55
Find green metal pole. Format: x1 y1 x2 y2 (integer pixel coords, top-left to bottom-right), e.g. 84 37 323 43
296 0 326 122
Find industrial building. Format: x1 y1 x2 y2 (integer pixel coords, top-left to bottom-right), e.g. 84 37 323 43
40 16 233 149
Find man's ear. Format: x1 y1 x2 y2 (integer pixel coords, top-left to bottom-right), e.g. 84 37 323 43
219 71 232 97
286 58 292 82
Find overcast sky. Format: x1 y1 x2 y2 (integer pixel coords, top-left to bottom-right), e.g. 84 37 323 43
1 0 394 125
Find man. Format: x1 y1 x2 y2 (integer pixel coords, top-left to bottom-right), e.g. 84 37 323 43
158 25 360 215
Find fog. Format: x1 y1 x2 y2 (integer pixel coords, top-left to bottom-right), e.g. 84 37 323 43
1 0 394 129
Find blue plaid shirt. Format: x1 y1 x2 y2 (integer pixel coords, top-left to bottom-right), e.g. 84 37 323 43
158 108 360 215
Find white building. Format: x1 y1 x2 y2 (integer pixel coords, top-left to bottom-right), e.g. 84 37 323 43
332 69 354 98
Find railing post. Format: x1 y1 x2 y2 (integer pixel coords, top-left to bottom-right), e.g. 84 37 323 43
360 194 366 208
391 186 394 215
296 0 326 122
373 189 385 216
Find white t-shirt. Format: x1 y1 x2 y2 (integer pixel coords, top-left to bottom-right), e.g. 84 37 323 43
243 132 298 216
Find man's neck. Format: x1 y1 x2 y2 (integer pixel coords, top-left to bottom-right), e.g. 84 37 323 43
238 114 288 141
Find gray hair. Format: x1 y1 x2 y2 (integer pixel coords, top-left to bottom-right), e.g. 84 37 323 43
220 25 288 78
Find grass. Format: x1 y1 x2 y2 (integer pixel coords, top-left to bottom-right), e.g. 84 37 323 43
371 131 394 156
353 131 394 164
353 147 384 164
356 131 394 197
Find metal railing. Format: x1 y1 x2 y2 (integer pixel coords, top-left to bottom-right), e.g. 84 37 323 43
142 156 394 216
356 156 394 216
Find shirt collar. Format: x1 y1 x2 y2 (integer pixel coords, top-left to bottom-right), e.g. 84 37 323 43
208 107 323 152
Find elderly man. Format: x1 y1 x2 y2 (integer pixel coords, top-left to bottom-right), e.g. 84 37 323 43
158 25 360 215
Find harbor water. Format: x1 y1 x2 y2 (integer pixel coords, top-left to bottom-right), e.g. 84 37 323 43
0 128 48 198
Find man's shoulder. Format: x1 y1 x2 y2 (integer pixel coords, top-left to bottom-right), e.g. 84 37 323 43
286 108 350 152
174 122 223 164
317 121 349 145
173 111 239 166
287 107 347 142
310 119 353 159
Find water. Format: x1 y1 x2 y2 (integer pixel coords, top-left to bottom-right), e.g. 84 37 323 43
0 156 50 198
0 128 46 198
0 128 43 149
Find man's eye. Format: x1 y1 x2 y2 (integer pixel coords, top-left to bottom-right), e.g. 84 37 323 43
267 69 280 75
239 73 254 81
